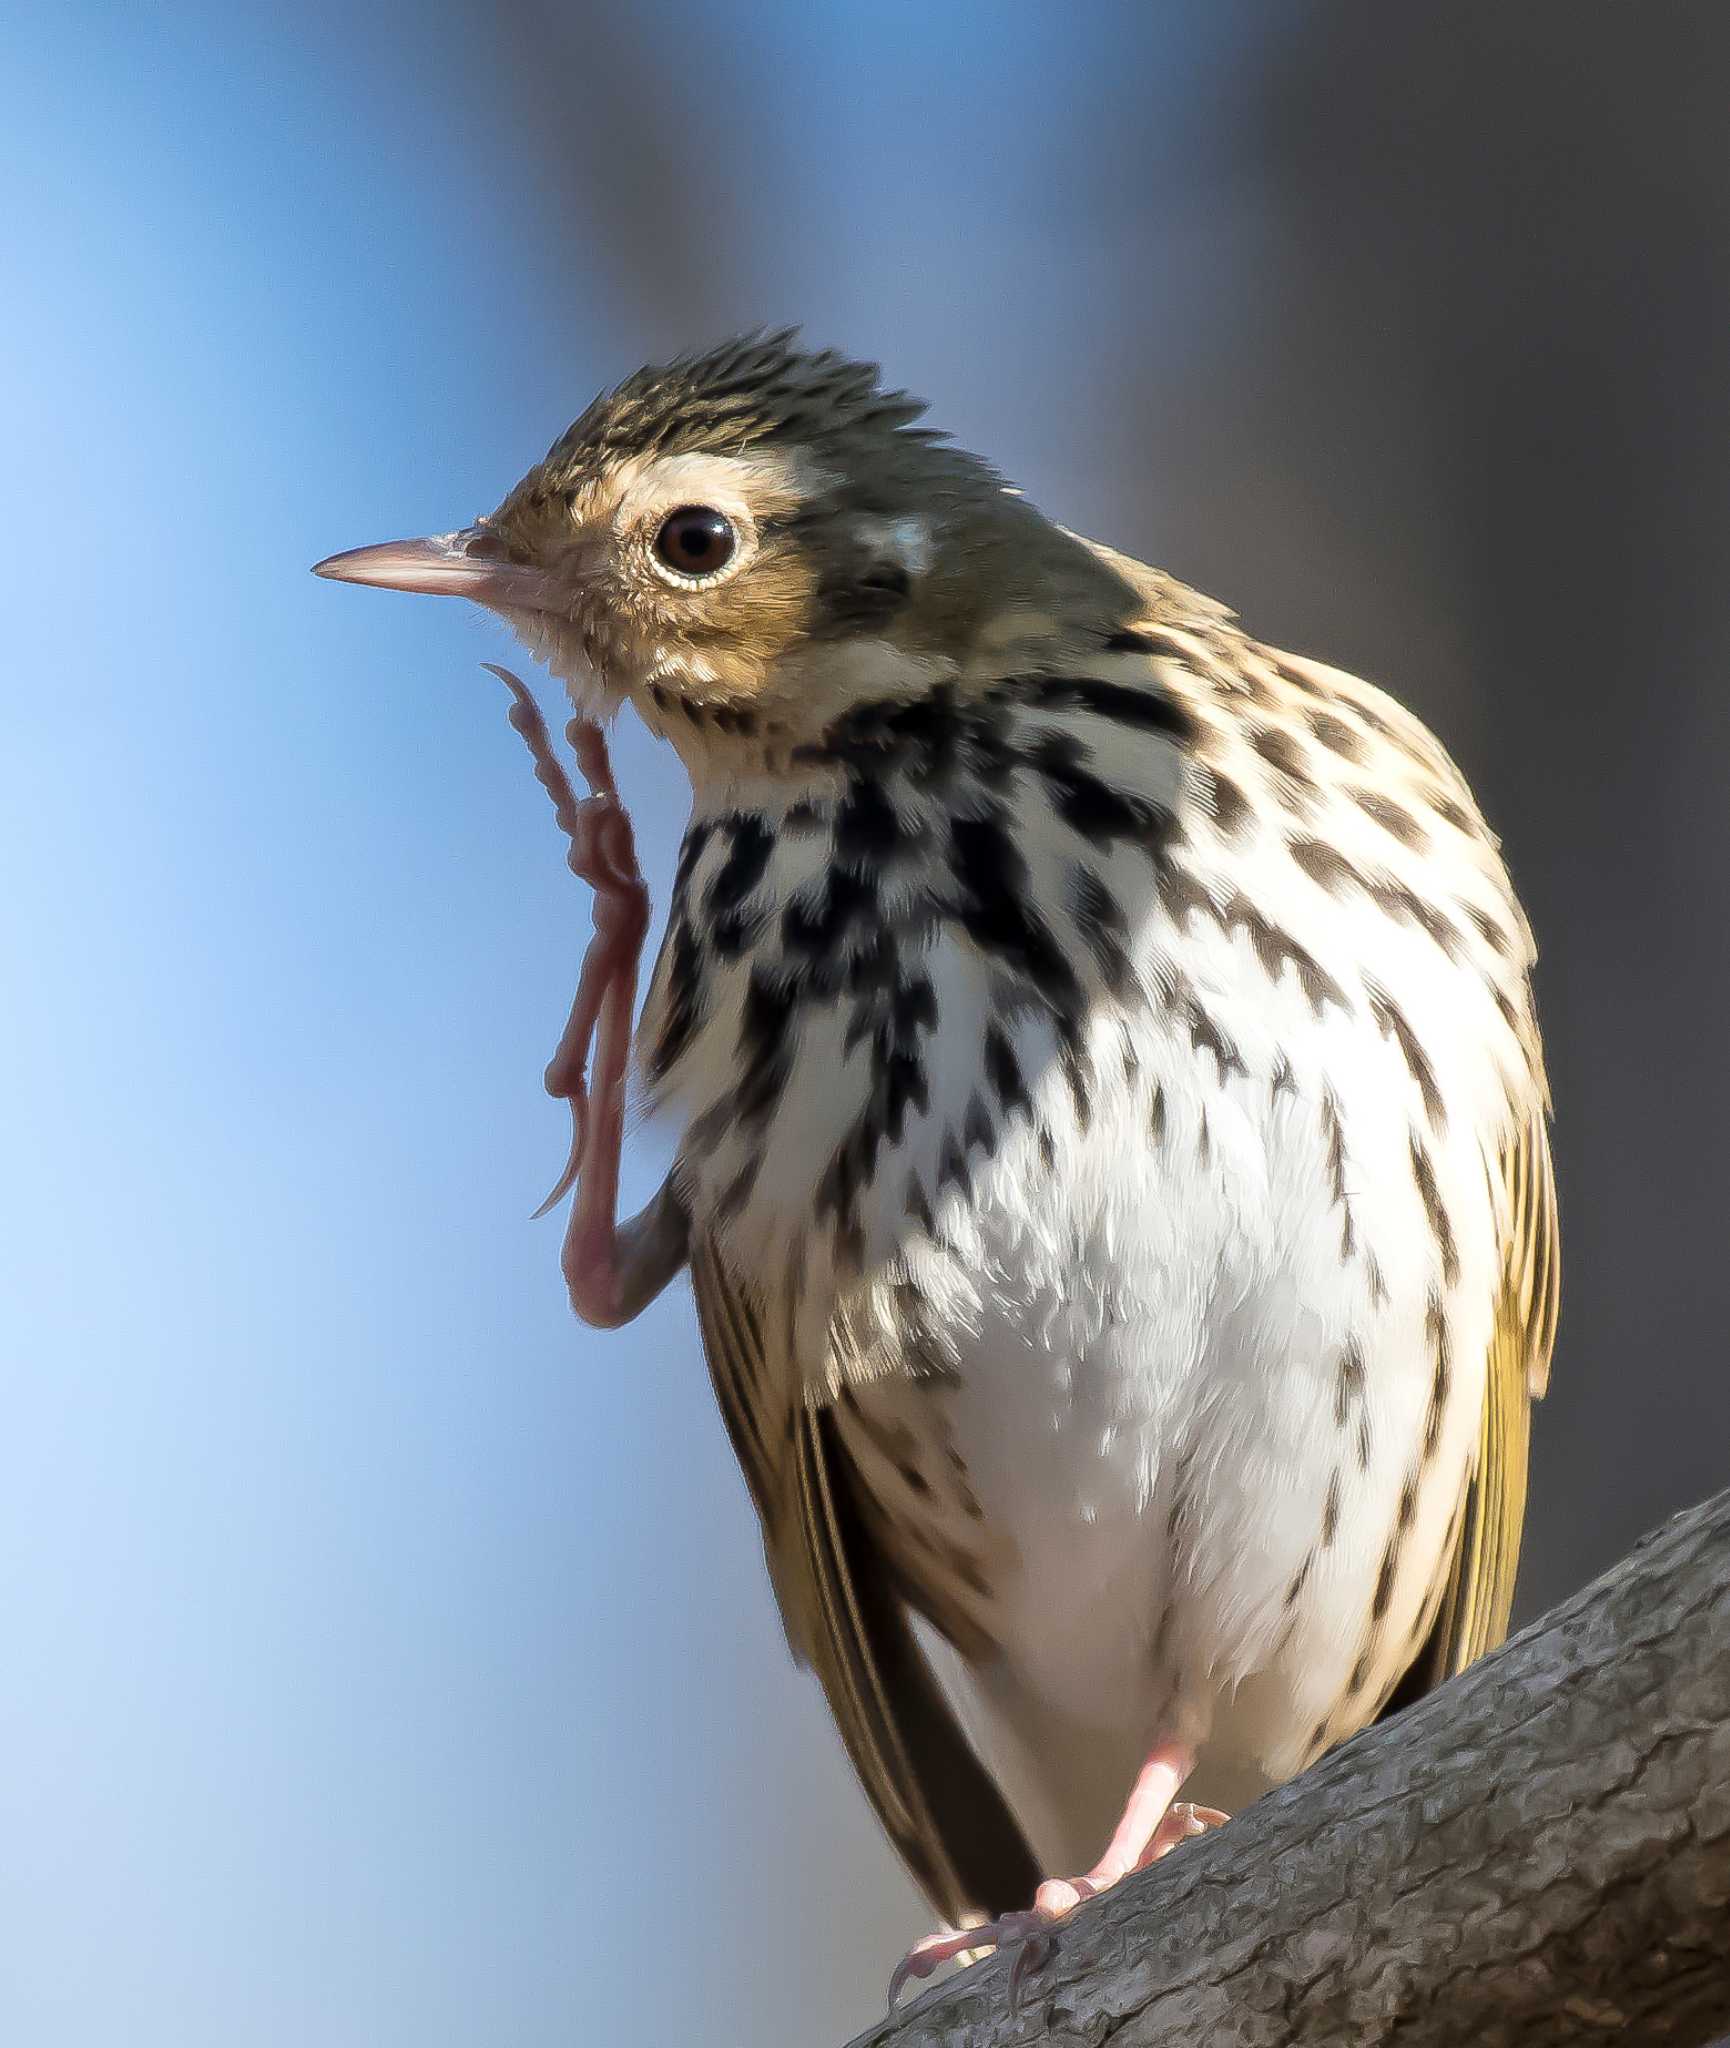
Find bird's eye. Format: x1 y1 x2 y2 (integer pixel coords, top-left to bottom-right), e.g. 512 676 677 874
653 505 737 581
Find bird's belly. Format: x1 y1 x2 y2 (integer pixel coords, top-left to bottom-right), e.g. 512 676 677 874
843 1029 1488 1873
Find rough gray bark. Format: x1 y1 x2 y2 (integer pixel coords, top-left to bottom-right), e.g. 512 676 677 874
848 1489 1730 2048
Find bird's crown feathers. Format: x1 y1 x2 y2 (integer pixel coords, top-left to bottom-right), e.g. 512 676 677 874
538 329 944 483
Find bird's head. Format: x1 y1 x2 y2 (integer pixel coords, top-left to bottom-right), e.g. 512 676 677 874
315 332 1135 772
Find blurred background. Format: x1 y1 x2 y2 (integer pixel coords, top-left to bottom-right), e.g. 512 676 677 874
5 4 1728 2042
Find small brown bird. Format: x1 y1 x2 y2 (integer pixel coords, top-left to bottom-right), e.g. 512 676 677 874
315 334 1557 1987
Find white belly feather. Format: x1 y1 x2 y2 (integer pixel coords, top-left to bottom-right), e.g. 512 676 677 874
850 901 1499 1873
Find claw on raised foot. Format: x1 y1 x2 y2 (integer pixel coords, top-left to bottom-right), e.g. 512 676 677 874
530 1099 586 1220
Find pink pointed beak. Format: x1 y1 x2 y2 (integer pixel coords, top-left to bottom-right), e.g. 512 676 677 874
312 524 560 611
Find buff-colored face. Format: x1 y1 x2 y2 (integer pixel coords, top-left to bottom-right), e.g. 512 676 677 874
483 445 825 713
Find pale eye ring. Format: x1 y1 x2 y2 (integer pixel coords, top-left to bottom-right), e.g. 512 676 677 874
652 504 738 582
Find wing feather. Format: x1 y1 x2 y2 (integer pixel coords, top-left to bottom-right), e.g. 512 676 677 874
1389 1110 1559 1703
690 1233 1039 1923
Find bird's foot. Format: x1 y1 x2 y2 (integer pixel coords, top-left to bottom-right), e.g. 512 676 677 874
487 666 665 1327
888 1911 1051 2008
887 1784 1226 2008
1028 1801 1227 1918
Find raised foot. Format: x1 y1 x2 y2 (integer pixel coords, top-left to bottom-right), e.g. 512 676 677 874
886 1802 1227 2010
486 665 656 1327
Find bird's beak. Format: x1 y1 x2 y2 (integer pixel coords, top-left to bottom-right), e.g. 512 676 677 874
312 524 560 612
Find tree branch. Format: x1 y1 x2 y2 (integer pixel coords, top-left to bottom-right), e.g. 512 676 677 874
848 1488 1730 2048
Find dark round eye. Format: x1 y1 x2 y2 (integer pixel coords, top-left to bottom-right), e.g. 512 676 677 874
653 505 737 579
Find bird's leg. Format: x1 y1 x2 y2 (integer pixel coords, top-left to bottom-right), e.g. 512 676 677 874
487 665 687 1327
888 1740 1226 2006
1030 1744 1224 1917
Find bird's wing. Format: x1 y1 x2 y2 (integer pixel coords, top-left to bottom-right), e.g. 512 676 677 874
689 1231 1040 1924
1388 1109 1560 1706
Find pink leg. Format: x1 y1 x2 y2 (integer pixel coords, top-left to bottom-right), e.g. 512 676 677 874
1033 1743 1217 1914
487 666 681 1328
888 1739 1227 2007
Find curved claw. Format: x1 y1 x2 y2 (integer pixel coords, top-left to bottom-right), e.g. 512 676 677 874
531 1095 587 1219
1006 1925 1057 2011
886 1929 971 2010
486 663 587 845
887 1911 1048 2012
887 1797 1230 2011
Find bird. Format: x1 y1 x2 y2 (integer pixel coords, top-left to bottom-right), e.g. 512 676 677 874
314 331 1558 1989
